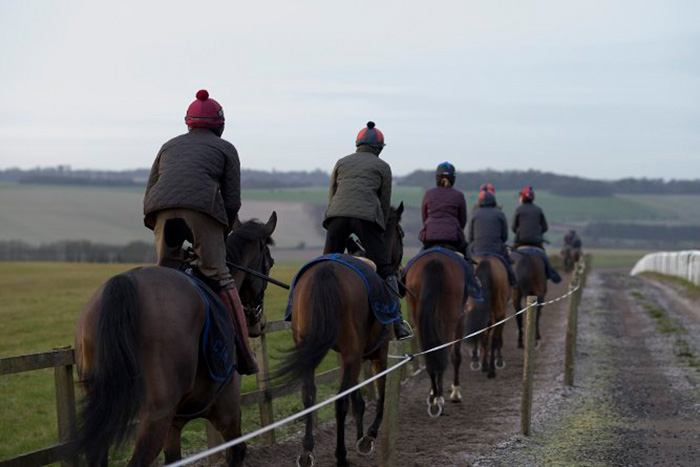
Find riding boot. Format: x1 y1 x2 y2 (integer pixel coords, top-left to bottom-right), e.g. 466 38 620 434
216 282 259 375
462 250 483 300
384 275 413 341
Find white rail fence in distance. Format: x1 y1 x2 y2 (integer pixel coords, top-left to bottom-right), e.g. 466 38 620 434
631 250 700 286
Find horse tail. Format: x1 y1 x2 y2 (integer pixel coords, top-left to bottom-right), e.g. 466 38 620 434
418 259 448 374
275 263 340 382
77 273 143 462
467 260 492 337
515 253 534 297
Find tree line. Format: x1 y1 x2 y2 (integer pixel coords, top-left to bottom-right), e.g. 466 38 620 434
3 167 700 196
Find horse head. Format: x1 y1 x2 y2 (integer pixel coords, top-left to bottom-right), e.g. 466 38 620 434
226 211 277 337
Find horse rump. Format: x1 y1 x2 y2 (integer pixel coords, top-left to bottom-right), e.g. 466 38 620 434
76 273 144 463
274 262 340 382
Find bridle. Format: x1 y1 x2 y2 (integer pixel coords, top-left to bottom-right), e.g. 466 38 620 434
241 238 274 323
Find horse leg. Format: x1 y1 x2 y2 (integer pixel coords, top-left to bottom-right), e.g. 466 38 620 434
349 363 369 455
450 340 462 402
515 296 524 348
127 414 173 467
298 368 317 467
487 329 497 378
207 374 246 467
366 357 386 441
481 334 489 373
335 361 356 467
163 417 187 464
536 302 543 344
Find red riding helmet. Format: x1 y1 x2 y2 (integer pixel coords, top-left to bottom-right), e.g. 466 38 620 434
356 121 386 148
185 89 225 128
479 183 496 194
520 186 535 202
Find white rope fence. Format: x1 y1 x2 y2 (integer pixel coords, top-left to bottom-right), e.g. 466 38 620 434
631 250 700 286
169 260 586 466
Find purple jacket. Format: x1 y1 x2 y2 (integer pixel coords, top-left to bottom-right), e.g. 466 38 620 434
419 186 467 244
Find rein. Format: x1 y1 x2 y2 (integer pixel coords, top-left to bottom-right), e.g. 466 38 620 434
226 261 290 290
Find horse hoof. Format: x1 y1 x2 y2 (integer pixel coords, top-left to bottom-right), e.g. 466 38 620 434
535 340 541 349
518 341 524 349
296 452 315 467
427 400 443 418
488 371 496 379
450 384 462 402
495 359 506 369
356 435 375 456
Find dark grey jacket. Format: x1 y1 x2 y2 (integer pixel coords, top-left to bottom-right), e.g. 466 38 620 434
143 128 241 230
512 202 548 245
323 146 392 231
468 205 508 253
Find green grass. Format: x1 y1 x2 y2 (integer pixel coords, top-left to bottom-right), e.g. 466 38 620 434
0 261 350 462
585 248 654 269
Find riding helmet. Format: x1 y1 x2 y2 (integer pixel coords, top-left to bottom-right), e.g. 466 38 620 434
520 186 535 202
478 190 497 207
435 162 456 186
356 121 386 148
479 183 496 194
185 89 225 129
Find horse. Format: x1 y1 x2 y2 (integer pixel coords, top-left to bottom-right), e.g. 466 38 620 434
512 249 547 348
467 255 510 378
561 246 581 273
74 213 277 467
275 203 404 467
404 249 468 417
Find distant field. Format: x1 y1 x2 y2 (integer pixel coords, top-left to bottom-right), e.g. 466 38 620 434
2 184 699 249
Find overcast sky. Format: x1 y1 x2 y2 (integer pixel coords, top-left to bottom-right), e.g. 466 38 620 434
0 0 698 179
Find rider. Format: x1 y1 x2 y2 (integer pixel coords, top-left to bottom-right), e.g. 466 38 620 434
323 121 412 340
143 89 259 375
419 162 482 298
511 186 561 283
564 229 582 249
468 187 517 286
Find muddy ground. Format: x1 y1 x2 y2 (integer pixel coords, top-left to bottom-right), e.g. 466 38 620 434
243 268 700 466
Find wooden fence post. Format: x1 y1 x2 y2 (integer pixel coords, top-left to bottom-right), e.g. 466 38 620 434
379 340 403 467
252 333 276 444
520 296 538 436
53 346 77 467
564 265 582 387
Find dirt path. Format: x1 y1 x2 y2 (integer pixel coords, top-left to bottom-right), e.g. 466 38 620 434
244 270 700 466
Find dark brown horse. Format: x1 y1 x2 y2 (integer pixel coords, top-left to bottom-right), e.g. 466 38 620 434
512 249 547 348
562 246 582 273
74 213 277 467
468 255 510 378
405 251 467 417
276 204 404 467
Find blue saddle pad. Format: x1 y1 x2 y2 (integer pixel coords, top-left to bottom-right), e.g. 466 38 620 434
404 247 472 298
515 246 560 282
182 273 236 382
285 254 401 325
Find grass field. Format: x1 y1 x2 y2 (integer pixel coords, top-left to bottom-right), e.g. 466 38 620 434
0 260 349 462
3 183 699 249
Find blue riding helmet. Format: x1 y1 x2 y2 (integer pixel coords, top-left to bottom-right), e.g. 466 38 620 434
435 162 456 186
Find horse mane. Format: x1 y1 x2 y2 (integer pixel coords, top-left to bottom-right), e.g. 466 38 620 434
226 219 275 264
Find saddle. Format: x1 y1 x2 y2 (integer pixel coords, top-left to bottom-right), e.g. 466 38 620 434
285 254 401 325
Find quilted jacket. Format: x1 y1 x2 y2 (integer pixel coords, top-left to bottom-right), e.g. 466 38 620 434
419 186 467 243
512 202 548 245
143 128 241 230
323 146 392 231
468 205 509 253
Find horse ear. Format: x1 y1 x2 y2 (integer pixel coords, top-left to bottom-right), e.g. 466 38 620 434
396 201 404 217
232 216 242 230
265 211 277 235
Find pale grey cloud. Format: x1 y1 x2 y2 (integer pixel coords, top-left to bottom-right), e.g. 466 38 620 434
0 0 698 179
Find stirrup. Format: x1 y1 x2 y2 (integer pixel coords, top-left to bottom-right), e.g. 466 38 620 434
394 320 414 341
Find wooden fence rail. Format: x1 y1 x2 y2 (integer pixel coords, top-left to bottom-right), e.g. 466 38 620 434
1 255 591 466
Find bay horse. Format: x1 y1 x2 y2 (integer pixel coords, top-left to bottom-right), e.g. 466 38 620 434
467 255 510 378
276 204 404 467
74 213 277 467
562 246 582 273
512 249 547 348
404 249 467 417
